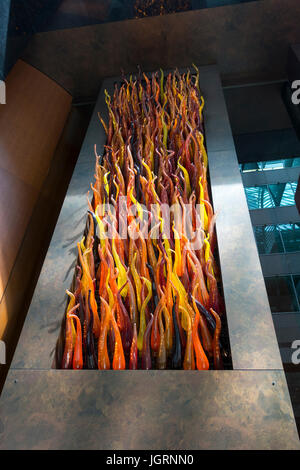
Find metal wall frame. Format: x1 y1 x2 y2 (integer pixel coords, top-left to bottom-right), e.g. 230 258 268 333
0 65 299 450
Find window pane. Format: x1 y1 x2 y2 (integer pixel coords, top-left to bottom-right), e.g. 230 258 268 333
268 183 296 207
262 159 285 170
268 183 285 206
264 276 299 313
254 225 284 254
244 185 274 209
278 223 300 252
281 158 294 169
293 275 300 309
290 181 297 193
280 182 296 206
260 157 300 170
241 157 300 173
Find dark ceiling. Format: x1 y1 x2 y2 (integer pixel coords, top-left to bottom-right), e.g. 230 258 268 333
1 0 258 79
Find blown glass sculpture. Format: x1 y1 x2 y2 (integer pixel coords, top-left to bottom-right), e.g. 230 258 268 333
56 67 229 370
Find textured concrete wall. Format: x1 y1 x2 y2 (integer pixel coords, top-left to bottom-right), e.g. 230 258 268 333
21 0 300 99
